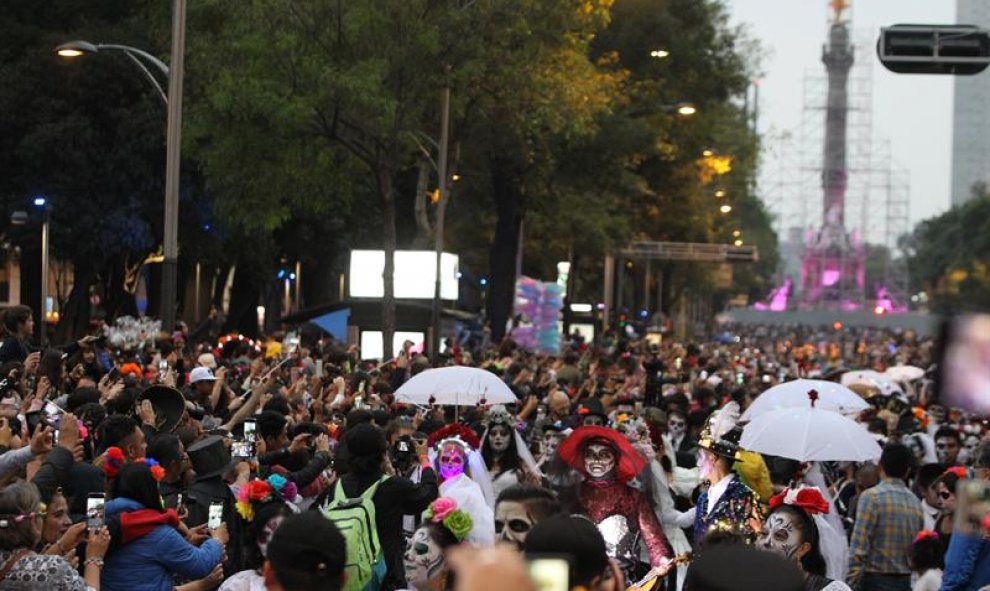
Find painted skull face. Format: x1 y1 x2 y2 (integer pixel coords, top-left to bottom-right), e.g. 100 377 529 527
965 435 981 459
668 416 687 439
584 442 617 479
543 433 564 459
488 425 512 454
439 443 466 480
495 500 534 548
403 526 444 588
757 510 804 562
904 435 924 460
257 513 285 559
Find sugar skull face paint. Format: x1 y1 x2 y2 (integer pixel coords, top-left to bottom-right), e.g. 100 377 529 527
439 442 466 480
495 500 533 548
583 442 616 479
757 511 804 561
257 513 285 559
543 433 564 459
488 425 512 454
668 415 687 439
403 526 444 588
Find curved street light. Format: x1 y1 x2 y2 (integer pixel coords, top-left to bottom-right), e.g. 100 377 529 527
675 102 698 116
56 41 169 104
56 9 187 334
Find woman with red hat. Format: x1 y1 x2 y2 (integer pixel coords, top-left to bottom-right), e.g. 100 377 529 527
558 425 674 583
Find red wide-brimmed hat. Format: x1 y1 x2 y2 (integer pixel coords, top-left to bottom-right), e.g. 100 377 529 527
557 426 646 483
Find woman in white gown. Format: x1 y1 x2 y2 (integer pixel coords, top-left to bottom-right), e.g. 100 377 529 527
427 424 495 547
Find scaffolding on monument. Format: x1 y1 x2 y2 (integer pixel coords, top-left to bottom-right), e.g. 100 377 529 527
760 28 910 311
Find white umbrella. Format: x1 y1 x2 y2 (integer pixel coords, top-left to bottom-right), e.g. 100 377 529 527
395 366 517 406
885 365 925 383
840 369 889 388
742 379 868 420
741 405 882 462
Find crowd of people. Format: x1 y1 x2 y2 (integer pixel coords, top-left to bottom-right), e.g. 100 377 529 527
0 302 984 591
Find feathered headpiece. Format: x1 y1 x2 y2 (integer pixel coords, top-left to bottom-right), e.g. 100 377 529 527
235 474 299 522
698 401 743 460
769 485 830 516
428 423 480 451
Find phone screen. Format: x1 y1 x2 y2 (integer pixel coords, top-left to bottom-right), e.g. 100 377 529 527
176 493 184 509
243 419 257 442
208 502 223 530
528 557 570 591
232 440 254 458
86 494 106 529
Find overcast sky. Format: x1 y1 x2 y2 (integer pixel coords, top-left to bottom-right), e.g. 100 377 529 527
727 0 956 227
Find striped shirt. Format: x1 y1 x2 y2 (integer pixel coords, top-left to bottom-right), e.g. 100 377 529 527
848 478 924 587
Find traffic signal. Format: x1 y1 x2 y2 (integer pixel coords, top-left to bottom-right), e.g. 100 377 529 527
877 25 990 75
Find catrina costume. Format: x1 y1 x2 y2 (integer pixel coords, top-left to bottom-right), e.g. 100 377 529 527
669 402 763 543
559 426 674 580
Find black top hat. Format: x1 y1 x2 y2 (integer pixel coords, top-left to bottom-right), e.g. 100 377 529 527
187 435 238 481
576 399 608 421
138 385 186 433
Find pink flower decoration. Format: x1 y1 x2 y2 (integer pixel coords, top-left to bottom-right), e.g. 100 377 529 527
429 497 457 523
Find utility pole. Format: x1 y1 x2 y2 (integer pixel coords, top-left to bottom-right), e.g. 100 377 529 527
430 78 452 358
160 0 186 333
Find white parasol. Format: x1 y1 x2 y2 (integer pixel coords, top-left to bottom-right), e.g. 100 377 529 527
742 379 868 420
741 399 882 462
395 366 517 406
884 365 925 383
840 369 889 388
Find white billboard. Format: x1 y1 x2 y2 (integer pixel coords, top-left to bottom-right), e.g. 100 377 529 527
349 250 459 300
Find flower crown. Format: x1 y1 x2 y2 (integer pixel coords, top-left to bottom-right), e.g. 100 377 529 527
913 530 939 544
769 485 830 516
428 423 480 451
235 475 298 522
945 466 969 479
101 447 165 481
423 497 473 541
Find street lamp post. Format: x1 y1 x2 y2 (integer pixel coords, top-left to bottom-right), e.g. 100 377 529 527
55 0 186 334
38 199 50 348
430 81 452 359
12 199 50 347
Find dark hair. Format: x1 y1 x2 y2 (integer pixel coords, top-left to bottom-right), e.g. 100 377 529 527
915 463 946 496
911 535 945 572
111 462 164 512
263 396 291 417
934 427 962 445
496 485 563 523
1 306 32 334
880 443 915 480
481 423 521 474
97 415 139 453
267 512 346 591
66 387 101 413
257 411 288 442
104 387 139 416
37 350 65 393
147 434 183 469
345 424 386 476
932 470 962 498
524 515 608 587
244 500 291 570
765 505 827 577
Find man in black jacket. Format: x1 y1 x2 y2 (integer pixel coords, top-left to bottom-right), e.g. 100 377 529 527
327 423 438 591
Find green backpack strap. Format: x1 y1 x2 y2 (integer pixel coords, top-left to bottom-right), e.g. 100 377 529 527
331 475 389 505
361 475 389 500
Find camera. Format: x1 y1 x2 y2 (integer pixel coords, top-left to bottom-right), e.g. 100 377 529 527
390 435 418 476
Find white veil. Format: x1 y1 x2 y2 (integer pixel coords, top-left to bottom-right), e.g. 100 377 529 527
803 465 849 581
480 426 541 477
428 442 497 509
